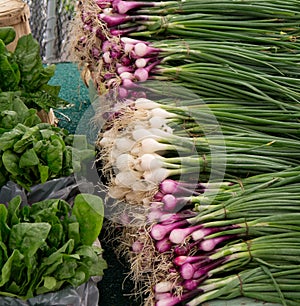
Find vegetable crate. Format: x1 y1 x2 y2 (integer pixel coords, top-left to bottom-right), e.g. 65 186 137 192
0 0 31 51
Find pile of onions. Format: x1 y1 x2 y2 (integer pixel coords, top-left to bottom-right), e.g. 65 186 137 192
71 1 300 305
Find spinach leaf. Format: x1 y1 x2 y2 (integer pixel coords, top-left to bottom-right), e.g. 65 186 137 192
9 223 51 259
2 150 20 177
0 195 107 299
38 164 49 184
0 41 19 91
0 92 40 129
19 148 39 168
13 125 39 153
0 249 23 287
72 194 104 245
46 135 64 174
0 204 10 243
0 27 16 45
14 34 44 92
7 196 21 227
0 124 26 151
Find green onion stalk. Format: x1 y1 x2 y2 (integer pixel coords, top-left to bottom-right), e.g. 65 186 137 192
177 265 300 306
131 94 300 138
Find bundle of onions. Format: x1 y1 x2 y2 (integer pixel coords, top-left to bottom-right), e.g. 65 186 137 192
96 97 300 207
137 168 300 305
72 0 300 105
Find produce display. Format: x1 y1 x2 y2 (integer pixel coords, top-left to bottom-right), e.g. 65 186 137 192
72 1 300 305
2 0 300 305
0 26 107 305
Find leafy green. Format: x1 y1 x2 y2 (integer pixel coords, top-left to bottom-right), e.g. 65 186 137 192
0 195 107 299
0 92 41 131
0 27 16 46
0 28 68 112
72 194 104 246
0 41 19 91
0 123 95 190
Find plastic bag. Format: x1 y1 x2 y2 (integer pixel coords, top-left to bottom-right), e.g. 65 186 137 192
0 280 99 306
0 175 101 306
0 174 95 205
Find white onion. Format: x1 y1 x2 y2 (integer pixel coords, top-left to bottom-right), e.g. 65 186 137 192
121 37 143 44
115 170 141 187
141 138 168 153
115 137 135 153
108 185 130 199
132 128 153 141
132 180 156 191
149 127 173 138
143 168 169 184
135 58 147 68
120 71 134 80
191 228 206 241
134 67 149 82
134 42 148 57
154 281 173 293
124 43 134 53
138 153 163 171
151 108 175 118
103 8 113 15
115 153 135 171
99 136 114 147
149 116 167 129
103 51 112 64
135 98 160 109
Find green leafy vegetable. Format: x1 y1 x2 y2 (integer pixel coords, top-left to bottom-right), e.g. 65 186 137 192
0 194 107 299
0 28 68 112
0 123 95 189
72 194 104 245
0 27 16 46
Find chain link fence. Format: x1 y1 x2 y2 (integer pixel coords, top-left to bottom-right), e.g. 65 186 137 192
24 0 76 63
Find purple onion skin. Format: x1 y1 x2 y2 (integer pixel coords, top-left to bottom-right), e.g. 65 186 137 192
193 258 224 279
150 220 189 241
200 235 235 252
174 244 192 256
159 179 202 196
173 255 208 267
129 90 147 99
155 288 203 306
156 237 173 253
179 257 212 280
113 0 154 14
95 0 112 9
182 275 207 291
99 13 130 28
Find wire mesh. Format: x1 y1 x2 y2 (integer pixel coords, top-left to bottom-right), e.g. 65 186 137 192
23 0 76 62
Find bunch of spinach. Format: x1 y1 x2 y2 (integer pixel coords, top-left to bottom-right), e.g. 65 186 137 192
0 27 67 112
0 193 106 300
0 122 95 189
0 91 41 132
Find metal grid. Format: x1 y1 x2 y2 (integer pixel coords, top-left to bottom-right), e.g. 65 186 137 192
23 0 76 62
